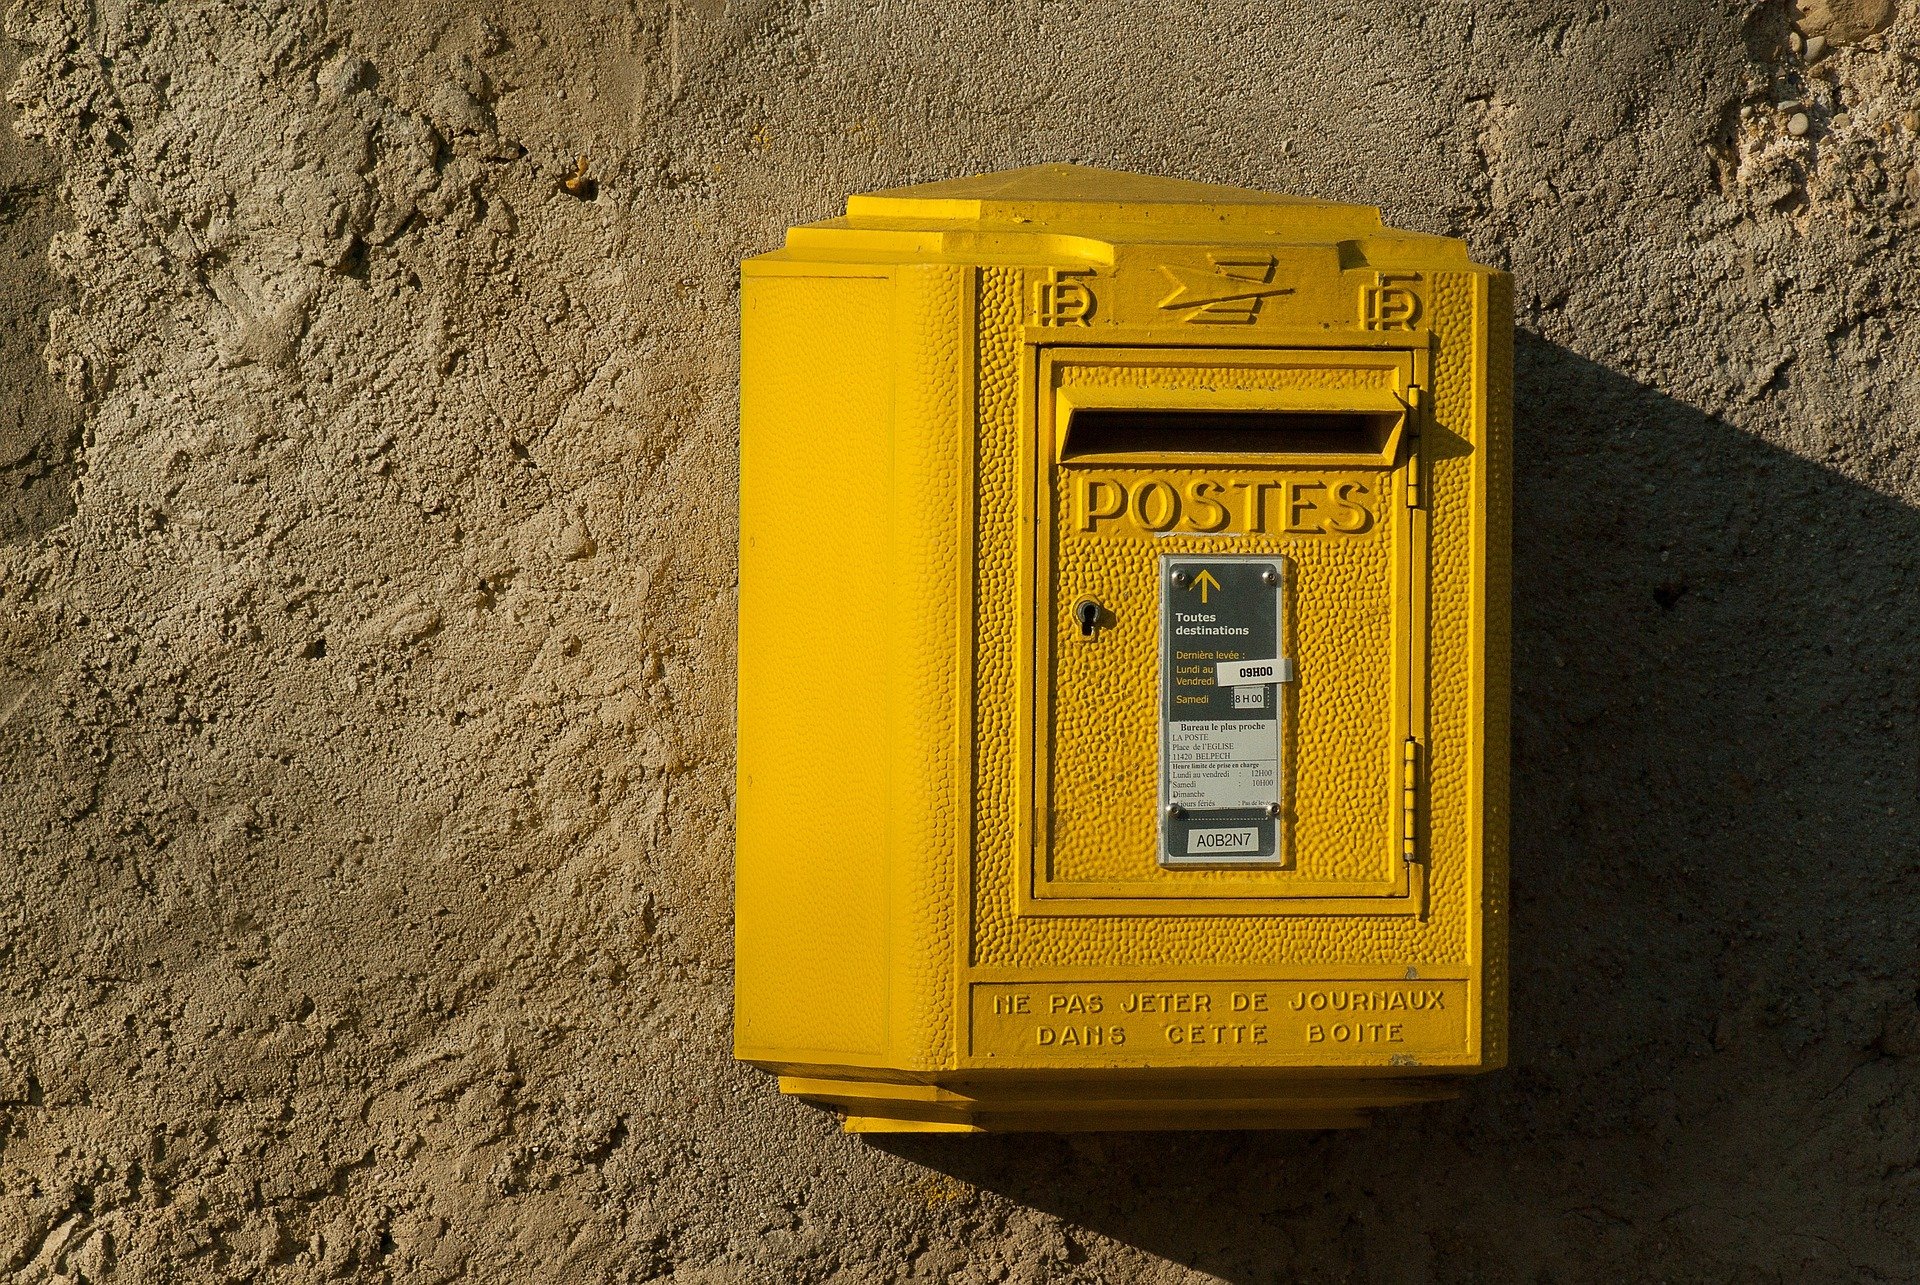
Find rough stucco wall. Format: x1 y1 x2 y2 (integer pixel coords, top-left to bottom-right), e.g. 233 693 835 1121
2 0 1919 1280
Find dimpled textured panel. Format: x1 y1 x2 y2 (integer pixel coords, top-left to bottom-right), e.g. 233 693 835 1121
969 268 1026 971
1415 271 1477 961
1479 272 1514 1068
891 266 966 1066
1045 360 1404 894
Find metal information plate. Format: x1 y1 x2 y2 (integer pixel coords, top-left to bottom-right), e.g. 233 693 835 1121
1159 555 1291 867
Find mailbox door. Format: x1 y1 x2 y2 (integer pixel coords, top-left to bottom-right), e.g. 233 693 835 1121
1030 345 1424 911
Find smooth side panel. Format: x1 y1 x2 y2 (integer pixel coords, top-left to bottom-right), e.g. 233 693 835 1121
736 271 894 1062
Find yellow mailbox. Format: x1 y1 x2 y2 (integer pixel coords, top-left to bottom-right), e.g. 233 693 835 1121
736 165 1510 1131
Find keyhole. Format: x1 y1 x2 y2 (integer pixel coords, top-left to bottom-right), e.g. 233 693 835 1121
1073 598 1102 638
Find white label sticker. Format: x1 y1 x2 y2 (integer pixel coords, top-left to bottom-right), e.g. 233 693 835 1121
1166 720 1280 811
1215 657 1289 686
1186 827 1260 855
1160 557 1287 866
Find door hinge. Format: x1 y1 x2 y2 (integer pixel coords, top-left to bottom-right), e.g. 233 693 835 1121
1402 737 1420 863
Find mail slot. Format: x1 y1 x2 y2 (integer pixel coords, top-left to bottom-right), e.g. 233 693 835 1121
735 164 1511 1131
1061 407 1401 461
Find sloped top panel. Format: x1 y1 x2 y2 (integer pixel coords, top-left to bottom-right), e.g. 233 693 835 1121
843 164 1382 240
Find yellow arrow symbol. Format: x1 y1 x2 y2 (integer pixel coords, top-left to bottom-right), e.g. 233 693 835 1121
1191 569 1222 604
1156 264 1294 310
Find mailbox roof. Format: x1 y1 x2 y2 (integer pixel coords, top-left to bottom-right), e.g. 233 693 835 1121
756 164 1474 268
844 164 1382 239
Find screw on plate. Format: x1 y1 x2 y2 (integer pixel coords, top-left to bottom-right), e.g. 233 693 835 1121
1262 568 1280 587
1265 802 1281 819
1072 598 1102 638
1171 570 1190 588
1165 803 1186 820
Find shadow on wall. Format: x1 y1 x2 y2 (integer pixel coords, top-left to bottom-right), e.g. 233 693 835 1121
0 40 83 544
871 331 1920 1280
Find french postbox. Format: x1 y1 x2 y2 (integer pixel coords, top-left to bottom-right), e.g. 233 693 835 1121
735 165 1510 1131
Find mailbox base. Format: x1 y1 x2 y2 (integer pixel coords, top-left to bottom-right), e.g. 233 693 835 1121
774 1072 1459 1134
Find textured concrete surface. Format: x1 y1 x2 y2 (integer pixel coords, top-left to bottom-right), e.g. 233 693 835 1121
2 0 1919 1280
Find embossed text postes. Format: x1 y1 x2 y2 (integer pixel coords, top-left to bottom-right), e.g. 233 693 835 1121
1074 473 1376 536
